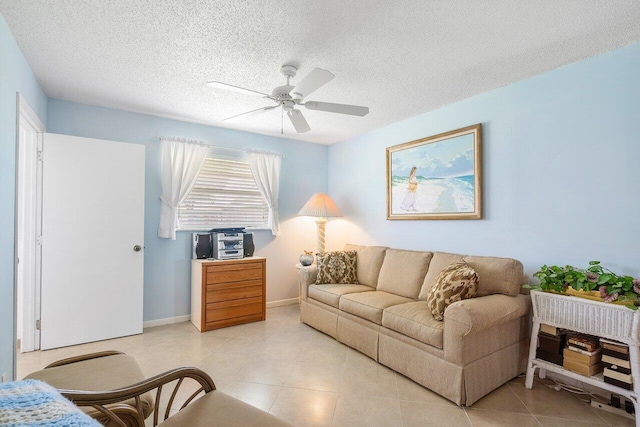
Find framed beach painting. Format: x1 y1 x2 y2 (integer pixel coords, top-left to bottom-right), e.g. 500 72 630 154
386 124 482 220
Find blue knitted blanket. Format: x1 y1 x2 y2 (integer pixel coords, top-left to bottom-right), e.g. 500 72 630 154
0 379 99 426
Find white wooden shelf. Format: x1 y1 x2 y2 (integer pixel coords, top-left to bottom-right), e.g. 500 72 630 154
530 358 634 396
525 290 640 426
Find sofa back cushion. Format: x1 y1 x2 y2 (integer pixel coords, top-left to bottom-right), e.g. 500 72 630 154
462 255 524 297
418 252 465 300
343 244 387 287
376 249 433 299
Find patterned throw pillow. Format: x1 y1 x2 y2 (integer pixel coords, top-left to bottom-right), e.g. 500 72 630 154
426 261 479 321
315 251 358 285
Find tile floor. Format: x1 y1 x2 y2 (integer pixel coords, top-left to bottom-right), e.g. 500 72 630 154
18 305 635 427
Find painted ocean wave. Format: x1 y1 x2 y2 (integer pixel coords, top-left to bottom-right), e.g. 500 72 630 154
391 175 475 214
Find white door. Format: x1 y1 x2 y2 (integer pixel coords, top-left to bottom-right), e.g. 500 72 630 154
16 98 44 353
40 133 145 350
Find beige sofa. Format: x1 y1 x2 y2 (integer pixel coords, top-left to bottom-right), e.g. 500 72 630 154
299 244 531 406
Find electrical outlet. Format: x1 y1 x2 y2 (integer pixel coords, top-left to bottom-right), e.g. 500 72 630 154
1 372 6 383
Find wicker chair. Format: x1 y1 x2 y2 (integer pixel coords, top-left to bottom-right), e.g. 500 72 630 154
25 351 291 427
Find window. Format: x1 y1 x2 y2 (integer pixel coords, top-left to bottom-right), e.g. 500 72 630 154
177 154 269 230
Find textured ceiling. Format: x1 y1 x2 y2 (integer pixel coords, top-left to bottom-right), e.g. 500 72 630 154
2 1 640 145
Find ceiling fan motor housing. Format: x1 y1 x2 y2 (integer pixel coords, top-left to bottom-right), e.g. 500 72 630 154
290 91 303 100
272 84 296 107
279 64 304 100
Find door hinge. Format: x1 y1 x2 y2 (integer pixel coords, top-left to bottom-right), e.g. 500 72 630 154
37 150 43 162
36 320 41 331
36 235 43 246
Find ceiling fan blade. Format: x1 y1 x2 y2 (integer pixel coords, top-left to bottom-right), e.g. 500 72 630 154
304 101 369 117
207 81 271 97
290 68 334 99
222 105 279 122
287 109 311 133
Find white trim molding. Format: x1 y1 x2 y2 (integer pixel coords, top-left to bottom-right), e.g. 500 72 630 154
14 93 46 379
17 94 45 132
266 298 298 308
144 299 298 329
143 315 191 329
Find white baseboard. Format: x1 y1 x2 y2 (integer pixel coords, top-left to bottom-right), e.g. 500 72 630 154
266 298 299 308
143 314 191 329
142 300 297 329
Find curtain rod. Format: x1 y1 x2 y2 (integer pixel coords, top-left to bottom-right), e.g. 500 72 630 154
246 148 285 158
155 136 284 157
155 136 244 153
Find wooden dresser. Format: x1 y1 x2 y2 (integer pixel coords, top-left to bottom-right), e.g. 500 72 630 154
191 257 266 331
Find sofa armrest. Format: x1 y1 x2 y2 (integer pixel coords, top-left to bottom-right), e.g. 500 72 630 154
445 294 530 335
299 265 318 301
444 294 531 365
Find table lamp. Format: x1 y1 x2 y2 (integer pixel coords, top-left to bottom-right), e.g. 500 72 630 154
297 193 343 254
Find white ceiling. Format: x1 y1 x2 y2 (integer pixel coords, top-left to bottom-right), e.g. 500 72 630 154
2 1 640 145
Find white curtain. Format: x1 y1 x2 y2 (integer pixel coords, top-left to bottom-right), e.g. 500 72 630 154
247 150 282 236
158 139 209 239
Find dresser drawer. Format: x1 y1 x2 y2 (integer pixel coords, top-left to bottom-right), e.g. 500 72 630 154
206 261 263 273
206 297 263 322
206 280 263 303
206 266 262 284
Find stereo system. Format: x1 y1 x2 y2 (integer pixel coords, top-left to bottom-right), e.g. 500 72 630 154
212 232 243 260
192 228 255 260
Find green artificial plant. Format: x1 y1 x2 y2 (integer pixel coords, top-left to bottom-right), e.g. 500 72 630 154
524 261 640 309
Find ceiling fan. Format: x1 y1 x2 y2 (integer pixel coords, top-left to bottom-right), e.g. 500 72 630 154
207 64 369 134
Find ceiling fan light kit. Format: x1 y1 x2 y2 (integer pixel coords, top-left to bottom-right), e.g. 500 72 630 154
209 64 369 134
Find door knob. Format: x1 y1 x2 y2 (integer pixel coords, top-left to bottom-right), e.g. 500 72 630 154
133 245 142 252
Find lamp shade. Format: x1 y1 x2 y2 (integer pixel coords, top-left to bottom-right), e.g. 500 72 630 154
297 193 343 218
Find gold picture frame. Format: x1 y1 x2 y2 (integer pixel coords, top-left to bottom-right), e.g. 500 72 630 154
386 124 482 220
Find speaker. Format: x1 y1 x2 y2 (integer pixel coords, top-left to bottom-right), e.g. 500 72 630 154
243 232 255 257
192 233 212 259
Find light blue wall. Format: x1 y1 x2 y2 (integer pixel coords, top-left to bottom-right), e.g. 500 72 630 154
0 14 47 380
328 42 640 280
46 99 328 322
4 5 639 382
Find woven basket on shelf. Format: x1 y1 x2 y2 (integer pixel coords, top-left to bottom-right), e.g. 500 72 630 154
530 289 640 345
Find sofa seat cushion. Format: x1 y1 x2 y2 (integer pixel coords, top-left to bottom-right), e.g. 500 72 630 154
339 291 413 324
381 301 444 348
308 284 374 308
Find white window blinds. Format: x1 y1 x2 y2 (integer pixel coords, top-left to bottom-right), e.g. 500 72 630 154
177 156 269 230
